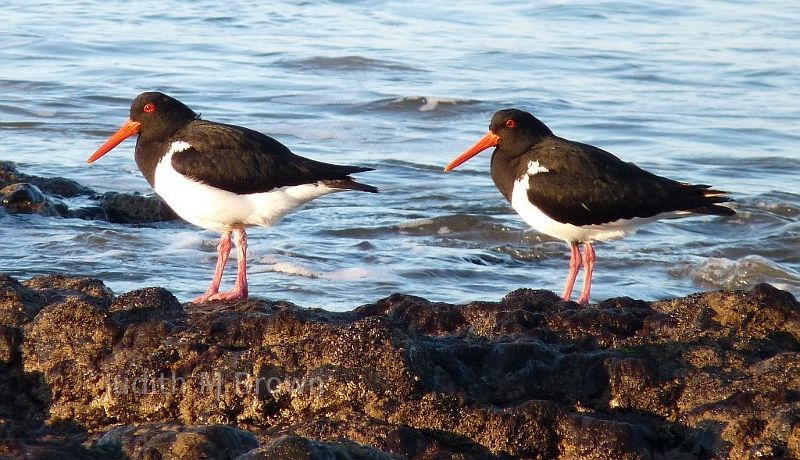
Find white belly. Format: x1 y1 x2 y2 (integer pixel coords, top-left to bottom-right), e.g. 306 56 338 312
510 174 663 243
153 144 339 232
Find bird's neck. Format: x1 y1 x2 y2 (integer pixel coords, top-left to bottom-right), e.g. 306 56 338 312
134 138 165 188
491 148 530 203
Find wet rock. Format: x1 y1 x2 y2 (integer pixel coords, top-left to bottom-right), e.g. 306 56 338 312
239 434 398 460
0 326 21 364
0 278 58 451
23 274 113 308
0 274 47 327
0 161 178 224
22 296 120 426
65 205 109 221
109 287 184 325
0 161 93 198
0 183 65 216
98 191 179 224
1 273 798 459
94 423 259 459
557 414 653 460
63 191 178 223
0 438 98 460
30 177 95 199
0 161 23 186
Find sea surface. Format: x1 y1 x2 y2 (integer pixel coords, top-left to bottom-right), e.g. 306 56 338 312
1 0 798 310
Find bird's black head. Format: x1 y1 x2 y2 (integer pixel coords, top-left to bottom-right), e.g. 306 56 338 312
87 92 198 164
488 108 552 150
444 108 552 172
130 92 198 142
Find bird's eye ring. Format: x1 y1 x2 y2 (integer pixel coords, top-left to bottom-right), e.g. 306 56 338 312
505 119 517 128
143 103 156 113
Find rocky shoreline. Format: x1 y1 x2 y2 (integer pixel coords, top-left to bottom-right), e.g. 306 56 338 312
0 273 798 459
2 162 799 458
1 161 177 223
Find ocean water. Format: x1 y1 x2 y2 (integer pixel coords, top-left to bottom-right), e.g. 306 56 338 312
1 0 798 310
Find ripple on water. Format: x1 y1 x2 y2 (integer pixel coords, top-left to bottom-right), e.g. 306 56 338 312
672 256 800 292
360 96 481 114
325 214 530 243
1 0 798 308
278 55 421 73
250 258 382 282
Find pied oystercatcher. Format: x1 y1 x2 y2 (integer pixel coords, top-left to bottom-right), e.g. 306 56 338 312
88 92 377 304
444 108 734 304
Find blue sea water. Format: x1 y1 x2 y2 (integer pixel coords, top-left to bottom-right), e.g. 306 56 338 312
0 0 798 309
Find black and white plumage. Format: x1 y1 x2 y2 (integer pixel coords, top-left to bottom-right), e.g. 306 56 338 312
88 91 377 304
444 108 734 304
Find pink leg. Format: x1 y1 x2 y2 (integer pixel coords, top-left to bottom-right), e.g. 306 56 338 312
207 228 249 302
561 242 582 301
577 242 596 305
192 231 232 304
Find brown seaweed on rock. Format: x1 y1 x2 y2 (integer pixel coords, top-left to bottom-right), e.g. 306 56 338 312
0 273 798 459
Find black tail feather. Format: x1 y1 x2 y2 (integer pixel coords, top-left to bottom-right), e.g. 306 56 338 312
344 166 375 174
691 185 735 215
323 178 379 193
693 203 736 216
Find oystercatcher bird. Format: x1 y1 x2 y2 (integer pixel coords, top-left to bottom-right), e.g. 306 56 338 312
444 109 734 304
88 92 377 303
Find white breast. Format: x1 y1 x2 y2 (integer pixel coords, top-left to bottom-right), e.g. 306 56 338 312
153 141 340 232
509 164 660 243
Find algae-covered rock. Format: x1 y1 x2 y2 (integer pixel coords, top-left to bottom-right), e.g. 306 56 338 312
0 273 797 459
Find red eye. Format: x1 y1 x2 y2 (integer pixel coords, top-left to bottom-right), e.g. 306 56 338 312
505 119 517 128
143 103 156 113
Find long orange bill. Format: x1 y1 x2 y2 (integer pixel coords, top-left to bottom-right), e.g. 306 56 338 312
86 119 142 163
443 131 500 172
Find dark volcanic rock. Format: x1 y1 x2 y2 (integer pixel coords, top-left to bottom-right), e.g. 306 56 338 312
95 423 259 459
98 191 179 224
0 161 178 223
0 274 799 459
0 274 47 327
23 273 114 308
0 161 93 198
0 183 66 216
1 439 98 460
239 434 399 460
109 287 184 325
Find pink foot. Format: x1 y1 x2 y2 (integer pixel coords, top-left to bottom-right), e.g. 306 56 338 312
576 242 596 305
561 242 582 301
206 286 248 302
197 228 249 304
192 231 233 304
192 292 216 304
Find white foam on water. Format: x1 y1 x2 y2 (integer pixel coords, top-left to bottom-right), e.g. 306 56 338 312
685 256 799 290
165 233 205 250
397 218 435 229
251 259 381 282
324 267 375 281
260 261 321 278
419 96 460 111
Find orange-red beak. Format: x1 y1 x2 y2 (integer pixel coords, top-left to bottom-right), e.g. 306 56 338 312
443 131 500 172
86 119 142 163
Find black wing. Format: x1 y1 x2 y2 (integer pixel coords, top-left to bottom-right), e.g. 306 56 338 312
526 137 734 226
170 120 375 194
